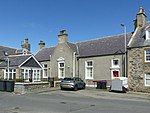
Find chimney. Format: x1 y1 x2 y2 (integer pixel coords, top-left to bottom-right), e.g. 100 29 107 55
38 40 45 49
21 38 31 51
134 7 147 30
58 30 68 44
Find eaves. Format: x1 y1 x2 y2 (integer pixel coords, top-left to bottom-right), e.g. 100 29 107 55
77 53 125 59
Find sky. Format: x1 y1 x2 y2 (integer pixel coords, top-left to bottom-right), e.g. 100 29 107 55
0 0 150 54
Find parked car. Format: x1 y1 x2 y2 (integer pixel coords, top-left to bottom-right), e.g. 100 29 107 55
60 77 86 91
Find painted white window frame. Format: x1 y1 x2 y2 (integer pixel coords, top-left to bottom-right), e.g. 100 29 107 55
111 58 120 68
145 49 150 62
43 64 48 78
21 68 41 82
146 29 150 40
4 68 16 80
58 61 65 79
145 73 150 86
85 60 94 79
33 69 41 81
21 68 29 82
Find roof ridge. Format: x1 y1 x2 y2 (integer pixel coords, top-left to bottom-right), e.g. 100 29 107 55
75 33 131 44
0 46 17 50
9 54 32 57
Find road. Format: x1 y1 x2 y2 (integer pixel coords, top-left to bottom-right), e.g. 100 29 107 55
0 89 150 113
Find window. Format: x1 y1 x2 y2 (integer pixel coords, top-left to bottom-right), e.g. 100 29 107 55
145 73 150 86
58 62 65 79
21 68 41 82
43 64 48 78
145 49 150 62
21 69 29 81
85 61 93 79
111 59 119 67
4 69 16 80
33 69 40 81
146 29 150 40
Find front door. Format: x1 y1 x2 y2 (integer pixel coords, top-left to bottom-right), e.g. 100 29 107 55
113 70 119 77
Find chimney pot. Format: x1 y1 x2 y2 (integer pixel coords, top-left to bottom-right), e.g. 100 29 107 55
39 40 45 49
58 30 68 44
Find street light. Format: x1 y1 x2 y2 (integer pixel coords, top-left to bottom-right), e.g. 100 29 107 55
3 51 9 80
121 24 127 77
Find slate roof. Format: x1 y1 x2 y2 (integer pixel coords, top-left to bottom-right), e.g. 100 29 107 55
0 46 17 60
35 33 133 61
35 47 55 62
67 42 78 54
129 22 150 48
77 33 133 57
35 42 79 62
0 55 32 68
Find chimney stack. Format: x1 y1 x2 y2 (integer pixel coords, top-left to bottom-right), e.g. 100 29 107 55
58 30 68 44
21 38 31 51
134 7 147 30
38 40 45 49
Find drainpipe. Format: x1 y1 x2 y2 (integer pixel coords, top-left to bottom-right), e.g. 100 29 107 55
49 55 51 78
73 52 76 77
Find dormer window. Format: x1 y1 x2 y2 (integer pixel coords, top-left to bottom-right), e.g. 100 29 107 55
146 29 150 40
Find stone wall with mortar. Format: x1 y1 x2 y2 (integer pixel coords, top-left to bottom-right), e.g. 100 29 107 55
128 47 150 92
14 82 49 94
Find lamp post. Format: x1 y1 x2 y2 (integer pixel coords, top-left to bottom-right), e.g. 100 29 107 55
121 24 127 77
3 51 9 80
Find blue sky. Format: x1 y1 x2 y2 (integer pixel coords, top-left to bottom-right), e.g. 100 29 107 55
0 0 150 54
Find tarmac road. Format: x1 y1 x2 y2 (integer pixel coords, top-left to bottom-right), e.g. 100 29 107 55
0 88 150 113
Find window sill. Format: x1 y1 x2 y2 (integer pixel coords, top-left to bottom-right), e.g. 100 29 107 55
110 66 120 69
85 78 93 80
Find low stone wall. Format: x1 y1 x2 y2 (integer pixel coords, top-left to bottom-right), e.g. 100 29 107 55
14 82 49 94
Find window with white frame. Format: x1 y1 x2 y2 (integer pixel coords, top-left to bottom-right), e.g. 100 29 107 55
33 69 40 81
58 62 65 79
4 69 16 80
43 64 48 78
85 61 93 79
21 69 29 81
111 59 119 67
21 68 41 82
146 29 150 40
145 73 150 86
145 49 150 62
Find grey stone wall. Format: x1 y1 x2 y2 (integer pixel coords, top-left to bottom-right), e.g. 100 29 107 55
14 82 49 93
51 43 74 79
0 69 4 79
128 47 150 92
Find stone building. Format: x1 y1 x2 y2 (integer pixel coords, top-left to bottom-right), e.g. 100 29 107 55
0 39 42 82
35 7 150 90
35 30 132 87
128 7 150 92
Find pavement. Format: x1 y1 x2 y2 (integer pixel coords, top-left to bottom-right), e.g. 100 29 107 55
19 86 150 102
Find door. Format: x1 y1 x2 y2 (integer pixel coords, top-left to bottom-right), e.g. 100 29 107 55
113 71 119 77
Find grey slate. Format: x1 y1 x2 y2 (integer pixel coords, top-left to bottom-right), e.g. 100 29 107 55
67 42 78 54
0 55 31 67
22 57 41 68
77 33 132 57
0 46 17 60
129 22 150 48
35 33 133 60
35 47 55 62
